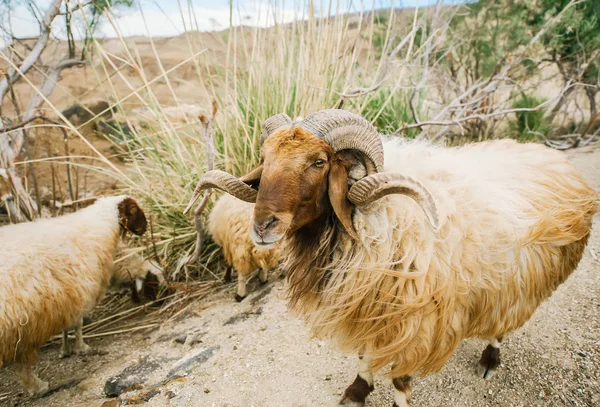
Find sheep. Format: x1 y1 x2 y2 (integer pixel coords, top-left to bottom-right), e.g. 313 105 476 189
0 195 147 396
58 250 165 359
185 109 598 407
111 250 165 303
208 193 282 302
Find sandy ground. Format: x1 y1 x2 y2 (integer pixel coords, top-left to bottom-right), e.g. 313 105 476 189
0 145 599 407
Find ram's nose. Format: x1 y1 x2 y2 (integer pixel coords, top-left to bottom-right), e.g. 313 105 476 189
253 215 279 239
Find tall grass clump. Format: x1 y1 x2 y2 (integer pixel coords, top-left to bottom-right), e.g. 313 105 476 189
84 3 432 275
509 94 551 141
23 1 438 280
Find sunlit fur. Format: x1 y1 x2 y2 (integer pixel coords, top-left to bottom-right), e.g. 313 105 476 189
283 138 597 378
0 196 138 379
209 194 282 296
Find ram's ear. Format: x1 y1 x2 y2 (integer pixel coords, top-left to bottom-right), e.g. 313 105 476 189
328 158 358 239
239 164 263 190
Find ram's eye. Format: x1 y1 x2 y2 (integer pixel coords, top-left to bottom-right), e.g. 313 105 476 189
314 159 326 168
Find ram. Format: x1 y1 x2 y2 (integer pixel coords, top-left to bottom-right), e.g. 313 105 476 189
186 109 597 407
0 195 147 396
208 193 282 301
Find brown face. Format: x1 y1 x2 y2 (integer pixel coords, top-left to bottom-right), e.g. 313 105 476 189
118 197 147 236
250 127 357 247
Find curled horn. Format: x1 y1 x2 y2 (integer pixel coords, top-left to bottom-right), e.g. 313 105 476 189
259 113 293 146
347 173 440 230
299 109 384 174
183 170 258 215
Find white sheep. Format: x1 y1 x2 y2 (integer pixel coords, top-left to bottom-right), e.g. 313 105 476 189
186 109 598 407
0 195 147 396
58 250 165 358
208 193 282 302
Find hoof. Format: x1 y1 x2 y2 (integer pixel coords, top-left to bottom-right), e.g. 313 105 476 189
58 349 71 359
477 344 500 380
259 278 269 286
339 374 373 407
235 294 246 303
73 343 91 356
477 362 497 380
339 397 364 407
29 379 49 397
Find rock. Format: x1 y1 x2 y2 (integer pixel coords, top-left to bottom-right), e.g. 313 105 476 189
104 357 162 397
168 347 218 378
223 307 263 326
100 400 121 407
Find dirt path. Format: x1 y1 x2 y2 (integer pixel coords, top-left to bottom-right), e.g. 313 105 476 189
1 146 599 407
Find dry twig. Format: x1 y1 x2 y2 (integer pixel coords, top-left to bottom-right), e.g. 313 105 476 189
187 100 218 265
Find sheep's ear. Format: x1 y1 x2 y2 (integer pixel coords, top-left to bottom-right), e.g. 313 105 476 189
328 158 358 239
239 164 263 191
118 198 147 236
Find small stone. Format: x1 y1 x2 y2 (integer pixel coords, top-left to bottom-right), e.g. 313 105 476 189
168 347 218 378
104 357 161 397
204 388 210 393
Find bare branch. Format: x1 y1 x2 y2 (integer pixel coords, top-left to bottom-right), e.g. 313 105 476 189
0 0 63 109
188 100 218 265
23 59 86 122
396 98 557 134
335 25 420 99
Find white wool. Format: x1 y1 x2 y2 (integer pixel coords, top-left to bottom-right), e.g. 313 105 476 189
0 195 130 368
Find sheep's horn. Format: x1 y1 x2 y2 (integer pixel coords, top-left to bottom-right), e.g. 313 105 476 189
259 113 293 146
183 170 257 215
300 109 384 174
348 173 440 230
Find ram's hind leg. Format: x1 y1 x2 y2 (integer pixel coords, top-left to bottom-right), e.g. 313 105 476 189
12 362 48 396
477 338 502 379
224 265 233 283
340 354 374 406
391 375 412 407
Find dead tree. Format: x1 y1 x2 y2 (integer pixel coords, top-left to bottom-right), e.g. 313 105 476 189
0 0 85 221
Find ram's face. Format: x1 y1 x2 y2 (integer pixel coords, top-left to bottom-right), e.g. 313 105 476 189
250 128 334 247
183 110 440 247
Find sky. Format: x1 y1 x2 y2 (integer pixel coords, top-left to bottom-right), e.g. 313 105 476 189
0 0 467 46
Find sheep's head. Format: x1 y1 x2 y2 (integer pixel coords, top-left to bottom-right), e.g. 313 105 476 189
118 197 147 236
184 110 440 246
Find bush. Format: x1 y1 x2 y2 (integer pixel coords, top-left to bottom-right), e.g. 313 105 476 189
509 95 550 141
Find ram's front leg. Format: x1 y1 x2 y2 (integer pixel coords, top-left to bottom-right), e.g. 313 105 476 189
72 317 91 355
340 354 374 406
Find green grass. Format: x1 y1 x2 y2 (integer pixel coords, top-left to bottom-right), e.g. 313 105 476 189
77 2 426 279
509 94 551 141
